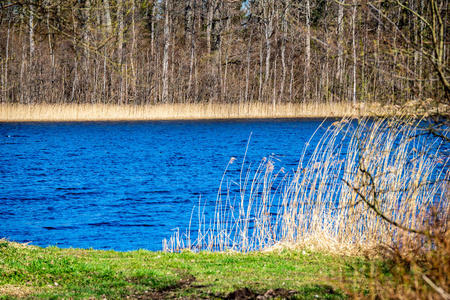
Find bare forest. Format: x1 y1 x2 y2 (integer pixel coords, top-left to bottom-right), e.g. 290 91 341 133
0 0 448 107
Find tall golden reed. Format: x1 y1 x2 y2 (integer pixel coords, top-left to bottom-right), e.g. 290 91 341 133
163 118 449 254
1 102 364 121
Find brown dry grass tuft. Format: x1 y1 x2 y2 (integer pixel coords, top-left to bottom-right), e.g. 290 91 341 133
345 215 450 299
0 284 40 298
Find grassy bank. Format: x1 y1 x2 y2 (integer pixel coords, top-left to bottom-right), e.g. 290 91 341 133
0 239 364 299
0 102 365 122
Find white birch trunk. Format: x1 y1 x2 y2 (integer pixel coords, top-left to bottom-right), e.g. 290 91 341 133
82 0 91 102
29 2 35 70
352 5 357 105
103 0 113 36
259 33 264 101
337 1 344 90
245 31 253 103
162 0 171 103
280 0 290 104
131 0 137 103
187 0 196 101
46 9 55 91
118 0 125 104
263 0 275 101
304 0 311 101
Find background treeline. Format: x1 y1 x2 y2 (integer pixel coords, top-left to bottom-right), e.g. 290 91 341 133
0 0 448 105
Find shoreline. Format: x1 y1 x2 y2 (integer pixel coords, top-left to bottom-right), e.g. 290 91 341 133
0 102 368 122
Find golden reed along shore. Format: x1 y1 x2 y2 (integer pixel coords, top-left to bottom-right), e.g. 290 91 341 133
0 102 373 122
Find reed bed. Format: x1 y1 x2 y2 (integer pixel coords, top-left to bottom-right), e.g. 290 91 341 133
0 102 364 122
163 118 450 254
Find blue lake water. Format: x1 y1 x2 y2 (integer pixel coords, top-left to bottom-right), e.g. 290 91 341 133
0 119 337 251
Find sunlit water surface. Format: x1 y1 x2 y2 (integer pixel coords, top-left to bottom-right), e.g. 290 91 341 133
0 119 337 251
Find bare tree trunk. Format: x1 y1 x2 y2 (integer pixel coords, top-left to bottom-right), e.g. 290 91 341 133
29 3 35 67
82 0 91 102
263 0 275 102
185 0 194 46
103 46 108 103
103 0 113 36
102 0 112 103
418 0 424 97
131 0 137 104
71 8 79 104
374 2 381 100
280 0 290 104
325 46 330 103
223 15 231 102
93 48 99 104
206 0 217 56
3 17 12 103
304 0 311 102
337 0 344 98
170 14 175 103
29 2 35 104
46 7 55 102
289 31 295 103
217 27 223 103
187 32 196 102
390 8 401 104
71 58 79 103
20 38 26 104
162 0 171 103
19 14 25 104
289 56 294 103
272 54 277 112
259 29 264 102
351 4 357 105
245 30 253 103
194 50 199 100
187 45 194 102
154 49 160 105
117 0 125 104
150 4 155 59
360 6 366 102
186 0 195 102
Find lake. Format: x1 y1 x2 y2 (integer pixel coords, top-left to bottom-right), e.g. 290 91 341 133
0 119 337 251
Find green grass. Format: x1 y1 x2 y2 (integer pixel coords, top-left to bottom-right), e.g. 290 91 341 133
0 240 363 299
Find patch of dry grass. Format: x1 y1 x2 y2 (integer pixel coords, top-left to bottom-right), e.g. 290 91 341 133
0 284 40 298
0 102 364 122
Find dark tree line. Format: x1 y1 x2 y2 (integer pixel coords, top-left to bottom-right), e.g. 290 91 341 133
0 0 448 106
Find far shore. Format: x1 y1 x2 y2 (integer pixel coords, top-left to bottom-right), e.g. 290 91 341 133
0 102 374 122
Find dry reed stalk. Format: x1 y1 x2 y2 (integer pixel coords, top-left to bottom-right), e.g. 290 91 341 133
163 117 450 255
0 102 365 122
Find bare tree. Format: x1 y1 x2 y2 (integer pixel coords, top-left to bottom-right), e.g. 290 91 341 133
337 0 344 98
351 3 356 105
304 0 311 101
262 0 275 102
162 0 171 103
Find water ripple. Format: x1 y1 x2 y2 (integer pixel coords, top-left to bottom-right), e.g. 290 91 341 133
0 119 333 251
